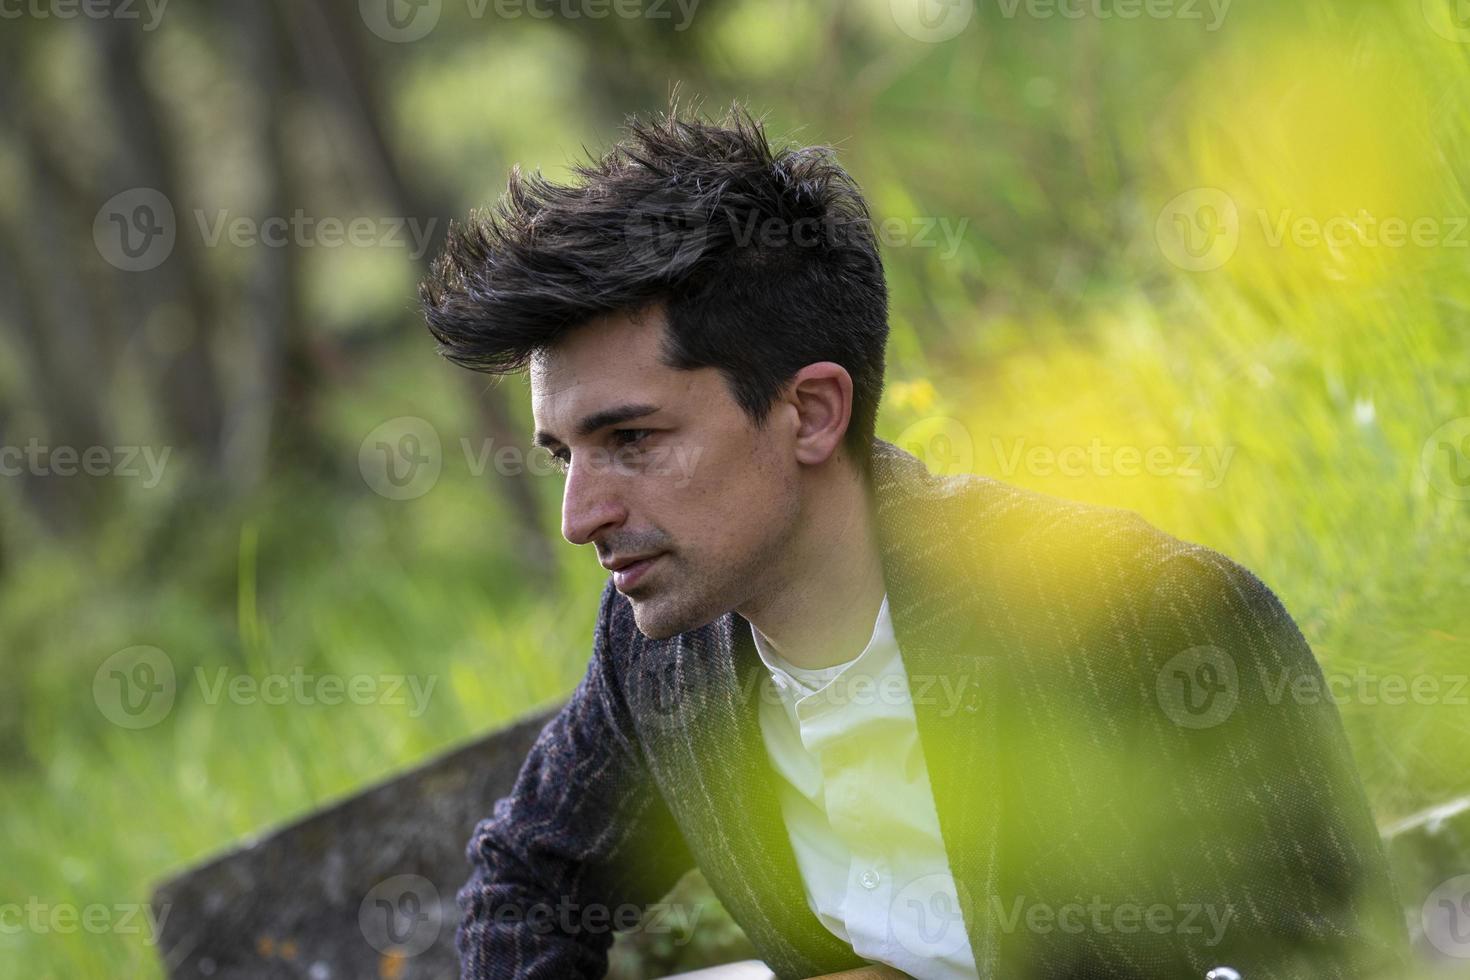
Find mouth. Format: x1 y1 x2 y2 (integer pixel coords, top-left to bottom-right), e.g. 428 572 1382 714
608 553 664 592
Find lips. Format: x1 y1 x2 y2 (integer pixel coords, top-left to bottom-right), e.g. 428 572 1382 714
610 553 662 591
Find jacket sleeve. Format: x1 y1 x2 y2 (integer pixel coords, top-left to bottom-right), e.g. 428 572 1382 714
1134 548 1410 978
456 579 696 979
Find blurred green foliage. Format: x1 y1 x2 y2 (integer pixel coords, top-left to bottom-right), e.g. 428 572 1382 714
1 0 1467 975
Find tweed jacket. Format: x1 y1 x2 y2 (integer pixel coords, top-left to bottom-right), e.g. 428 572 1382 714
457 438 1407 979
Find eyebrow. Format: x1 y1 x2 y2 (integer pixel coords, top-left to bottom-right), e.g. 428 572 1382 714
533 402 661 448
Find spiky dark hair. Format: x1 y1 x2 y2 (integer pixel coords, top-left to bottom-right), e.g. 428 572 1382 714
419 102 889 477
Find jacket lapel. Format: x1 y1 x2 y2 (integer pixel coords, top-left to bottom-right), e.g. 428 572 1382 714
647 439 1005 978
640 607 868 978
868 439 1005 977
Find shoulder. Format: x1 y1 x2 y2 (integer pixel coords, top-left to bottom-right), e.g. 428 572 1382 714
871 436 1186 570
887 444 1287 635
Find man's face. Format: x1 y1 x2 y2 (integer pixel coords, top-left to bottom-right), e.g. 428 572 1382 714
530 306 801 639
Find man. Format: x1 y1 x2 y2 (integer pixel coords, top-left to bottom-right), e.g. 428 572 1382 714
419 105 1407 979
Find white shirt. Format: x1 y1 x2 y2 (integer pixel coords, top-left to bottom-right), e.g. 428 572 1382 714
751 595 980 980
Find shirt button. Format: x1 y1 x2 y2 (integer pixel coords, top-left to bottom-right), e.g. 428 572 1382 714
859 870 880 890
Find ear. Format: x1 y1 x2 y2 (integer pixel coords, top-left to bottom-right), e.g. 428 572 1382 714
785 362 854 467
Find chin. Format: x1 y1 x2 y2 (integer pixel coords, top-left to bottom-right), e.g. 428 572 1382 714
629 591 725 641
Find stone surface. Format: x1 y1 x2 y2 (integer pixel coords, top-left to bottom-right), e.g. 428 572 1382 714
151 705 559 980
152 703 1465 979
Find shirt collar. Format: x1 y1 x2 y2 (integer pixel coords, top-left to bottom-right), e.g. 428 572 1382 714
751 594 895 698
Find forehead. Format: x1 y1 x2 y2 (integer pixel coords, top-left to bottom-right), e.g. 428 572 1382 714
529 308 687 428
531 309 664 392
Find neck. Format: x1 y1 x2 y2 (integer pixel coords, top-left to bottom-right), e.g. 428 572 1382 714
738 459 887 671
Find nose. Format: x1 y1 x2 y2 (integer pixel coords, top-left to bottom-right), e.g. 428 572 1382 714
560 457 626 546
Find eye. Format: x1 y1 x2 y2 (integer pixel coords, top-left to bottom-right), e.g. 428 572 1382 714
548 448 570 473
611 428 652 448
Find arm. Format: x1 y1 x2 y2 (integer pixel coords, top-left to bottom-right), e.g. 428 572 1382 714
1136 549 1409 978
456 579 696 979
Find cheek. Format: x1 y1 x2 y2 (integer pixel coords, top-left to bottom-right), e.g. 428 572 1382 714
654 426 795 541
